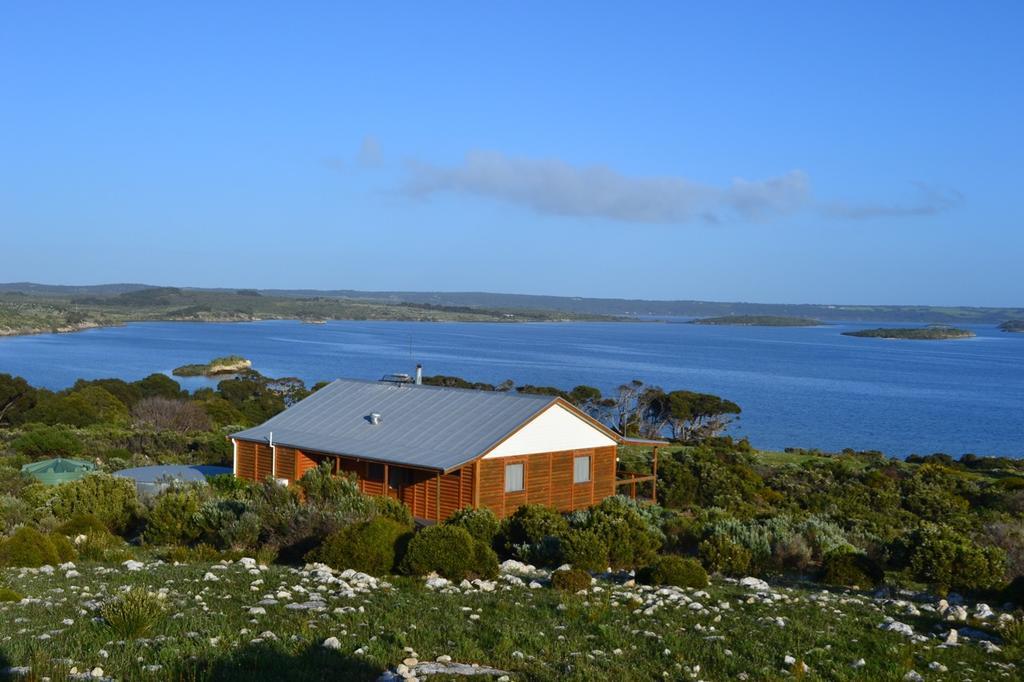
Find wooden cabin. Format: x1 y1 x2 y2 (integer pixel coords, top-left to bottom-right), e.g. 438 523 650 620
232 377 661 521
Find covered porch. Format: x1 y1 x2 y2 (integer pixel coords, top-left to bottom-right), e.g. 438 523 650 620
615 439 663 505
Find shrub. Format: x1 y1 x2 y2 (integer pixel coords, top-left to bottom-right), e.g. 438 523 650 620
48 532 77 562
401 525 497 581
472 540 500 579
57 513 110 536
699 535 752 576
999 613 1024 647
196 499 261 550
0 527 60 567
0 494 33 529
73 529 127 562
0 587 23 602
11 425 84 458
131 397 211 432
637 555 708 588
309 517 412 575
898 523 1006 593
373 495 414 527
582 497 663 569
820 551 885 588
773 535 813 573
49 474 140 533
101 588 166 639
559 528 609 572
551 568 591 592
144 486 206 546
161 544 222 564
445 507 501 546
504 504 570 547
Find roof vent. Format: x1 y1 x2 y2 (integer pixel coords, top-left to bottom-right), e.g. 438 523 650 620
368 412 383 425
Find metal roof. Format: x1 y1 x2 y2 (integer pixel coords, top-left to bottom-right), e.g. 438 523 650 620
232 378 572 471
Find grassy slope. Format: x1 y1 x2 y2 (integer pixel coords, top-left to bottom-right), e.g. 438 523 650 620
0 561 1017 681
689 315 824 327
841 327 976 340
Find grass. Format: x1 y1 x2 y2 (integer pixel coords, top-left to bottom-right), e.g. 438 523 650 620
0 560 1018 681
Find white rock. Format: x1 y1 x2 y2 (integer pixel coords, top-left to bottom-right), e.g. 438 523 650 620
903 671 923 682
928 662 948 672
944 629 958 645
974 603 995 619
202 572 219 582
851 659 866 668
739 577 770 591
122 560 144 571
322 637 341 650
879 620 914 637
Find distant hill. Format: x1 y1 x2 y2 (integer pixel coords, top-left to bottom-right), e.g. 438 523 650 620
689 315 823 327
2 282 1021 324
1000 320 1024 333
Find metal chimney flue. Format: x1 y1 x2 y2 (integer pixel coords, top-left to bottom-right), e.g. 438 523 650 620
415 364 423 385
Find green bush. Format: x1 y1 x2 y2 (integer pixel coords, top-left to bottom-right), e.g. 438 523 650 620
101 588 166 639
57 513 110 536
401 525 497 581
74 529 128 562
0 494 33 529
551 568 592 592
11 424 84 458
559 528 609 572
0 587 23 602
637 555 708 588
504 504 569 547
196 499 260 550
144 486 206 546
583 498 662 569
445 507 501 546
898 523 1006 593
0 527 60 567
372 495 414 527
48 532 77 562
819 551 884 588
699 535 752 576
49 474 140 533
308 517 412 575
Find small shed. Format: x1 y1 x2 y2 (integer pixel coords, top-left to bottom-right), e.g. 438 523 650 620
114 465 233 497
21 458 97 485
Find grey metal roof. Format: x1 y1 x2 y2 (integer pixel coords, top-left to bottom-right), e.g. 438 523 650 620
232 378 566 471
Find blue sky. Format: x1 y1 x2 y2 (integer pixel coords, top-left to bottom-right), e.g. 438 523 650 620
2 2 1021 306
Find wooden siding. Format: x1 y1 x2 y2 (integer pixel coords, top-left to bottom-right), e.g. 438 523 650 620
477 445 617 518
232 438 615 520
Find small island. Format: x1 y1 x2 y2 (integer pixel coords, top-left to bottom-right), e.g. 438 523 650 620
689 315 823 327
842 326 975 340
999 320 1024 333
172 355 252 377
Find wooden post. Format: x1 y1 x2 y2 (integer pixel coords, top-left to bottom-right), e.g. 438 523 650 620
436 473 442 523
383 463 389 499
651 447 658 504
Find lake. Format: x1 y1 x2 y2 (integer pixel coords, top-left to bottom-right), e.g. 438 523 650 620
0 320 1021 457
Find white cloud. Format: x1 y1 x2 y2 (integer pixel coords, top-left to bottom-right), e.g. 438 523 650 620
403 150 810 224
822 183 963 219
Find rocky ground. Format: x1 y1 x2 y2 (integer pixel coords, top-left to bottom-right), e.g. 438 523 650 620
0 558 1019 681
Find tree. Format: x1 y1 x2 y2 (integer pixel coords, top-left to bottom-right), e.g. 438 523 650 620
134 373 186 401
663 390 741 442
0 374 36 425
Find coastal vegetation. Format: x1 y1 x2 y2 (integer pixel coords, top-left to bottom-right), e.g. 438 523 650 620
842 326 976 340
0 286 603 337
1000 320 1024 333
173 356 253 377
689 315 823 327
1 369 1022 678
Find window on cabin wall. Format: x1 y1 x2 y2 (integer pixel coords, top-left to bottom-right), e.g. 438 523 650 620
573 455 591 483
368 463 384 481
505 462 524 492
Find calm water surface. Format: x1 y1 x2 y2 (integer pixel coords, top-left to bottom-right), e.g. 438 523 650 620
0 320 1021 457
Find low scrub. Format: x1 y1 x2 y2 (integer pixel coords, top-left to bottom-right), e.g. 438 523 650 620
819 551 885 588
699 535 752 576
401 525 498 581
307 516 411 575
445 507 501 546
0 527 61 567
551 568 592 592
0 587 23 602
637 555 708 588
100 588 166 639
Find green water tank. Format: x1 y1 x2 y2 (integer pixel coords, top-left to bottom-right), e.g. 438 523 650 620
20 457 97 485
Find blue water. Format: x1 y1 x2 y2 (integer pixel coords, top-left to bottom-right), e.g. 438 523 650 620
0 320 1021 457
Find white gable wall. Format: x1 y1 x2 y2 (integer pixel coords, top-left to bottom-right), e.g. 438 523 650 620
483 403 616 458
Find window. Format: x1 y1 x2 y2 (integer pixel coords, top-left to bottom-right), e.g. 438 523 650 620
505 462 524 492
573 455 591 483
367 463 384 482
